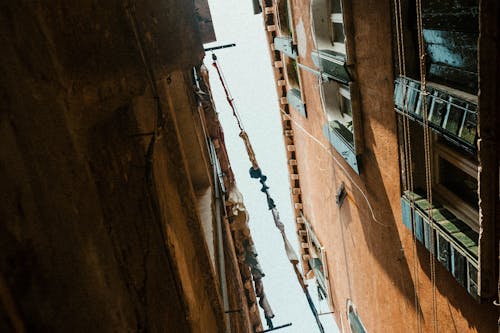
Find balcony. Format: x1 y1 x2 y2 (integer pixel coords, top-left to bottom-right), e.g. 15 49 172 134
401 191 479 298
394 76 477 153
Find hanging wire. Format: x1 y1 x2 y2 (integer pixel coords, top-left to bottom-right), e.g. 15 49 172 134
279 109 386 227
415 0 439 331
393 0 422 331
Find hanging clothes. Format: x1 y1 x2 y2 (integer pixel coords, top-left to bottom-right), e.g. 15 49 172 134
212 53 325 333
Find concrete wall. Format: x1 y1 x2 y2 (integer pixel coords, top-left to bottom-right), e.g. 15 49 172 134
0 1 258 332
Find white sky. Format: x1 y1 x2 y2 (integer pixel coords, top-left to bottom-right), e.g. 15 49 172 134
204 1 340 332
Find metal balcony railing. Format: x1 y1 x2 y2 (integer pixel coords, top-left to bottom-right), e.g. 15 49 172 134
394 76 478 152
401 191 479 298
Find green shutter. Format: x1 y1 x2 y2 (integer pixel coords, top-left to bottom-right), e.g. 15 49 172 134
274 36 297 59
312 50 350 84
401 197 413 232
348 310 367 333
287 89 307 117
323 124 359 174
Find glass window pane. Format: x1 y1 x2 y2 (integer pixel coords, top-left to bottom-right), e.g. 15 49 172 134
406 82 420 114
333 22 345 44
437 234 451 270
468 263 478 296
428 91 447 126
341 95 352 118
443 98 466 135
459 110 477 145
394 80 406 108
451 247 466 287
439 158 478 207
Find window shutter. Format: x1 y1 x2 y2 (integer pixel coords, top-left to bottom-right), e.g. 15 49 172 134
436 232 452 271
400 197 413 232
323 124 359 174
312 50 350 84
286 88 307 117
274 36 297 59
348 309 367 333
451 246 467 287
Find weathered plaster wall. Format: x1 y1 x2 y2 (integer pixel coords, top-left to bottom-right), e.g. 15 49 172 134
0 1 229 332
277 0 498 332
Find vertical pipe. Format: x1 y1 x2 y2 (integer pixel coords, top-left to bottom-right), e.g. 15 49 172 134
211 141 231 333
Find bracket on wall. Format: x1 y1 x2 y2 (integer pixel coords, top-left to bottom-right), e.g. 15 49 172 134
336 182 347 208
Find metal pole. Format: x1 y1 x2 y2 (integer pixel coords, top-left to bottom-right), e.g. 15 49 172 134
204 43 237 52
318 311 335 316
211 141 230 333
256 323 293 333
295 61 333 82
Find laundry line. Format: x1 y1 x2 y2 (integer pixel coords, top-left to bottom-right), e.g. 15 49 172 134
211 52 326 333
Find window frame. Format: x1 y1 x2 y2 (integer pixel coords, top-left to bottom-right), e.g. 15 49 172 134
304 219 330 302
274 0 307 116
310 0 348 59
330 3 346 56
432 139 479 232
276 0 292 37
311 0 362 174
321 82 354 147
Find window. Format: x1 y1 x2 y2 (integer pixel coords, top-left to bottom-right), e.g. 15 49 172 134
276 0 292 37
433 140 478 231
283 58 306 116
304 218 329 301
395 79 480 298
311 50 350 83
311 0 361 174
311 0 347 58
394 0 478 94
393 0 491 300
330 0 346 56
322 82 353 147
346 300 367 333
320 80 360 173
401 193 479 297
273 1 307 117
285 58 300 89
394 77 479 230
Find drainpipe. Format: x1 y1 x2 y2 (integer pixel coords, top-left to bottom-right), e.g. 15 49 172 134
211 141 231 333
